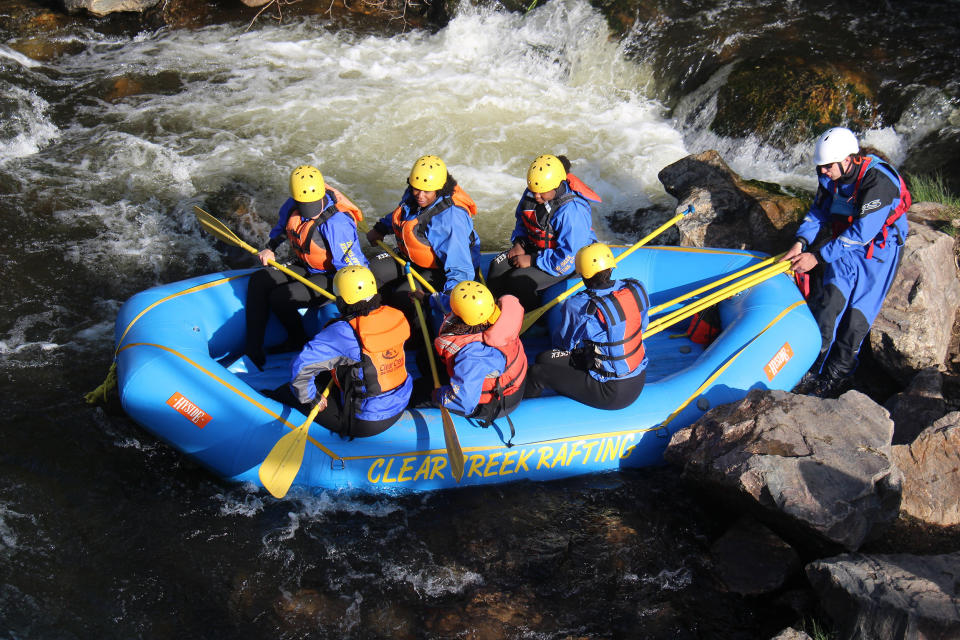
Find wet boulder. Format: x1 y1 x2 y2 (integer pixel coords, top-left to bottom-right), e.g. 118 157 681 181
805 552 960 640
869 213 960 384
657 150 809 250
709 56 879 148
890 412 960 529
664 389 902 551
63 0 161 15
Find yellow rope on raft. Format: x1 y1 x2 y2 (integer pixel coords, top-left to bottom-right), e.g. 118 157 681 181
84 360 117 405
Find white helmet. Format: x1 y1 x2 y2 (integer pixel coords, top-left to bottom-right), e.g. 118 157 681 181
813 127 859 166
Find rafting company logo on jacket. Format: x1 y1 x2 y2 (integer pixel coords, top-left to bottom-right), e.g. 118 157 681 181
167 392 212 428
862 199 882 213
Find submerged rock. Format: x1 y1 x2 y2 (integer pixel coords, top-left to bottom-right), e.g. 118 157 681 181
665 389 901 551
708 516 801 595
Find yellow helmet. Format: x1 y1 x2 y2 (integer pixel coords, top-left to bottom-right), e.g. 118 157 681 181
450 280 501 326
408 155 447 191
526 154 566 193
333 266 377 304
290 165 325 203
575 243 616 279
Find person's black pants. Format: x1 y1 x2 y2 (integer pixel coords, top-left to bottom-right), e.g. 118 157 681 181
486 250 571 312
525 350 646 411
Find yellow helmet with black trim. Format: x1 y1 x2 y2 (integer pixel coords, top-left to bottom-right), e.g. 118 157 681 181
450 280 500 326
575 243 616 279
526 154 566 193
408 155 447 191
290 165 325 203
333 266 377 304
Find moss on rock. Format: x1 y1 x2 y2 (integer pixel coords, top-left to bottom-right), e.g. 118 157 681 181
712 57 879 146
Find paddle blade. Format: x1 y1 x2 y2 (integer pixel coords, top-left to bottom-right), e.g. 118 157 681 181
258 403 322 499
440 407 465 483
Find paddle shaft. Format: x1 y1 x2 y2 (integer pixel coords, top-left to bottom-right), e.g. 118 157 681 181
647 251 786 316
406 267 465 483
520 205 695 334
194 206 335 301
645 261 792 338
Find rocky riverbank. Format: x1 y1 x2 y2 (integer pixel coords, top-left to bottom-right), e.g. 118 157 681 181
649 151 960 639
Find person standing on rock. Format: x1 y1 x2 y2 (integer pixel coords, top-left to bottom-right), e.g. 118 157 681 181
486 154 600 311
245 165 367 370
783 126 911 397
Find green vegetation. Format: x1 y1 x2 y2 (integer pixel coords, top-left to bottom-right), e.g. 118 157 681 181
907 171 960 235
802 616 837 640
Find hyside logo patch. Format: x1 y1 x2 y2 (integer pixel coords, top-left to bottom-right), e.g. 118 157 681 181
167 392 212 428
861 199 882 214
764 343 794 381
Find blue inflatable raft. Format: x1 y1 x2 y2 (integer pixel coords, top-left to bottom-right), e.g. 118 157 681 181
114 246 819 494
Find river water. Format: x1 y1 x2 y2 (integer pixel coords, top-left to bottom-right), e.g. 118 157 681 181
1 0 958 637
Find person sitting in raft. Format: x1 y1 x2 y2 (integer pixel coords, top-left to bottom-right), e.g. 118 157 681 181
285 266 412 438
524 243 649 410
245 165 367 370
433 281 528 428
486 154 600 312
365 155 481 315
782 126 910 399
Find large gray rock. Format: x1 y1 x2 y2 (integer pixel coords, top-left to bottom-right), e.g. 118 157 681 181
806 552 960 640
870 219 960 384
665 389 901 551
890 412 960 528
657 150 808 250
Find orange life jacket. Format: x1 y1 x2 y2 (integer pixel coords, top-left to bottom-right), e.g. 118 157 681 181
390 185 478 269
518 174 601 250
337 305 410 397
828 155 911 260
434 295 527 407
285 187 363 272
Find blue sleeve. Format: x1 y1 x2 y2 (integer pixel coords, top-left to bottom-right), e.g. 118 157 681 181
535 198 597 276
437 342 506 415
289 323 359 404
267 198 296 248
426 207 478 294
510 196 528 244
319 212 369 270
819 168 902 264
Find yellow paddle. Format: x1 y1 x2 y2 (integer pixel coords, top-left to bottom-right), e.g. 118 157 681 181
520 205 694 334
647 251 787 317
356 218 438 294
645 261 792 338
406 265 465 482
258 379 334 499
194 206 336 301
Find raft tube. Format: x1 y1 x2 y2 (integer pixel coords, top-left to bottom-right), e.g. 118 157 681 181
115 246 820 494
